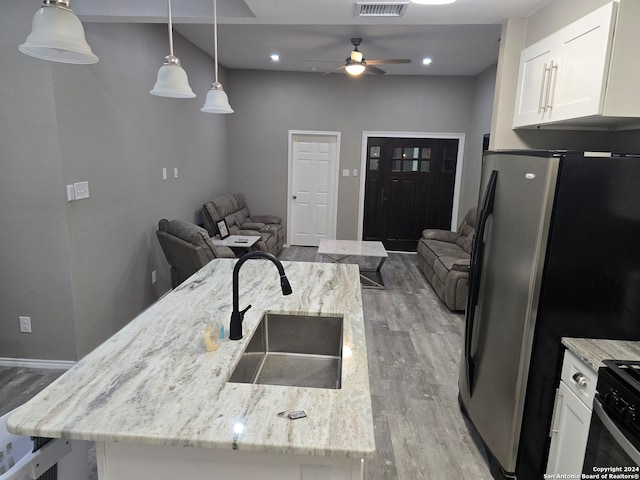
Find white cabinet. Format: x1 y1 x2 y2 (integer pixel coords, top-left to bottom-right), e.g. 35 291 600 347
546 349 597 476
513 0 640 129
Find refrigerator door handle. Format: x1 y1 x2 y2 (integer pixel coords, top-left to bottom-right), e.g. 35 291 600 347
465 169 498 396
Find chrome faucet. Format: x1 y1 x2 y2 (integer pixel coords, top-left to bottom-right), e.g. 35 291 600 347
229 251 293 340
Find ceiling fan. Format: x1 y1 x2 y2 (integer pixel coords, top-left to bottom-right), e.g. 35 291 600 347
325 38 411 76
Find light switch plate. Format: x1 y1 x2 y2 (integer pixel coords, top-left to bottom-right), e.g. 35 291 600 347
342 169 350 177
174 167 178 178
162 168 168 180
74 181 90 200
66 185 75 202
352 169 358 177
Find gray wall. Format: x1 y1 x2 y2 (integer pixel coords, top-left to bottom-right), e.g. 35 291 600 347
226 69 493 239
0 2 76 361
460 64 498 214
1 3 229 360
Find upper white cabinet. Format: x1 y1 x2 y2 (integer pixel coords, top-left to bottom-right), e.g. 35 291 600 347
513 0 640 129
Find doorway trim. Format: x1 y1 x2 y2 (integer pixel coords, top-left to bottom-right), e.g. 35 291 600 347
287 130 341 246
357 131 466 240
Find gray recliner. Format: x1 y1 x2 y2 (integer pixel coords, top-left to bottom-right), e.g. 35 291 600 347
202 193 284 256
156 219 235 288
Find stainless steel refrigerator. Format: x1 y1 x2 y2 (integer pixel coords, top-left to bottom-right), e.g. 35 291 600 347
458 150 640 480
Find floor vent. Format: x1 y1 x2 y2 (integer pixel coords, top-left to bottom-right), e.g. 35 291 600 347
355 2 410 17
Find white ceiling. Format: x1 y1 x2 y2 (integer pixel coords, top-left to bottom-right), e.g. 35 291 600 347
75 0 553 76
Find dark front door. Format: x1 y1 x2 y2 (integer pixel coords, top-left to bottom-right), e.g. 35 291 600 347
363 137 458 251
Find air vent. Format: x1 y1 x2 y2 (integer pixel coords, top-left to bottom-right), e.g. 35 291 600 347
355 2 410 17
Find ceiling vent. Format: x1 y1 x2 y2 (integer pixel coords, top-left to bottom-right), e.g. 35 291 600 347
355 2 410 17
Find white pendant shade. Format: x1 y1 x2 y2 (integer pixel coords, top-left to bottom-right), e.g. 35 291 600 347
19 3 98 64
201 83 234 114
150 56 196 98
150 0 195 99
202 0 233 114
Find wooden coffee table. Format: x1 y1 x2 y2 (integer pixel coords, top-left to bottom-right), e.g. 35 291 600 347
318 239 388 289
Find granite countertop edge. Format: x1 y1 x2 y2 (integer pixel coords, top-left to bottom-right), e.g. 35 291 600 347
562 337 640 373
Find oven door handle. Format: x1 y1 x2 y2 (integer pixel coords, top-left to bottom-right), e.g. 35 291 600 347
593 398 640 465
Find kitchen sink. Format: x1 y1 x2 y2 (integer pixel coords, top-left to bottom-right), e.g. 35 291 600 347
228 312 343 389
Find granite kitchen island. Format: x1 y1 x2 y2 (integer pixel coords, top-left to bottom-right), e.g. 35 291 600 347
8 259 375 480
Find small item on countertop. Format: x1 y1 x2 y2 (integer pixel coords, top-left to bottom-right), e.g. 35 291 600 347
277 410 307 420
204 321 221 352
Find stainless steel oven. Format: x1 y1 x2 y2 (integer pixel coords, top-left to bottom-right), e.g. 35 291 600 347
582 360 640 476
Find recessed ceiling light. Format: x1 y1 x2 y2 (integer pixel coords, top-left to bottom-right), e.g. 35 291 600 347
411 0 456 4
270 54 280 62
422 57 433 65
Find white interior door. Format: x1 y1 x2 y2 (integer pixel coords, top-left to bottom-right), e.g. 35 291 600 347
288 132 340 246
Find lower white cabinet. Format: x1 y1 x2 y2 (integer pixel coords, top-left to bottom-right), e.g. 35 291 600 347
546 349 597 476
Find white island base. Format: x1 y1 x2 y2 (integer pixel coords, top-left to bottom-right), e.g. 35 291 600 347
96 442 363 480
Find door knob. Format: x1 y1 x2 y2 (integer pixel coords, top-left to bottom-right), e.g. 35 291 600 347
293 195 297 199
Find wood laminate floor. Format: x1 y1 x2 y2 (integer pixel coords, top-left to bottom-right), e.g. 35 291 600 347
1 246 491 479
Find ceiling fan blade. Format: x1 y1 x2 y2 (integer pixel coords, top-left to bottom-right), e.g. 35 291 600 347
366 59 412 65
322 65 346 75
366 65 386 75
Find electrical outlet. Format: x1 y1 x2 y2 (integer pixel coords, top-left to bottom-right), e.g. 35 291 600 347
19 316 31 333
151 270 157 284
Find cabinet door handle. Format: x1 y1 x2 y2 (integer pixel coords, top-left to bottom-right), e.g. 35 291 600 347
538 62 550 113
572 372 588 387
545 60 558 111
549 388 563 437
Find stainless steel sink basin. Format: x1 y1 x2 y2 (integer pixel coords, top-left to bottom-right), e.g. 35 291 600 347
228 312 343 389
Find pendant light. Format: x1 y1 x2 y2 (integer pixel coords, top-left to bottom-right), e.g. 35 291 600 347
150 0 195 98
201 0 233 114
19 0 98 64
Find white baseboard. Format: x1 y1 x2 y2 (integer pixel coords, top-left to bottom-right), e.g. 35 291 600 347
0 357 76 370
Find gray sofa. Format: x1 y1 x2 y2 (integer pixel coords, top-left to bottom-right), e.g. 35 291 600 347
202 193 284 256
156 219 235 288
416 208 476 311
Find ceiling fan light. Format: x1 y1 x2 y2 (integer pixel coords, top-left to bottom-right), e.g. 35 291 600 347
201 82 234 114
150 56 196 98
345 62 366 75
351 50 364 63
19 2 98 64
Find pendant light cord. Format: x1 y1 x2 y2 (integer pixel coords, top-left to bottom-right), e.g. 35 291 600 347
167 0 174 56
214 0 219 84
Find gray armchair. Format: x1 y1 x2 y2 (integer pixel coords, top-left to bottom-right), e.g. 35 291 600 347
156 219 235 288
